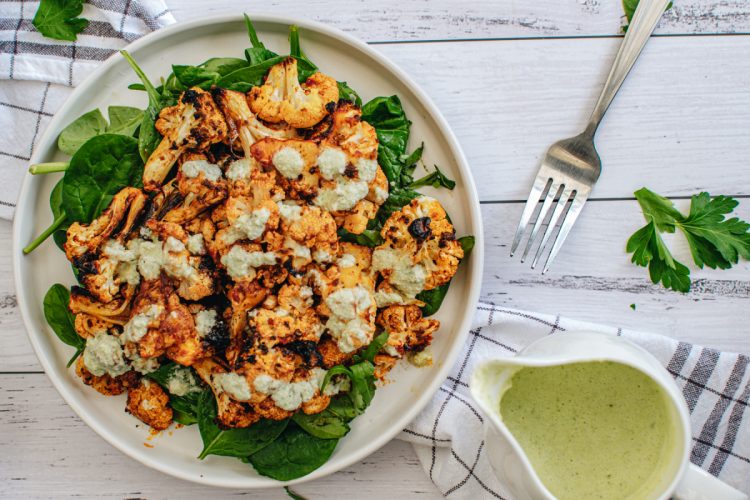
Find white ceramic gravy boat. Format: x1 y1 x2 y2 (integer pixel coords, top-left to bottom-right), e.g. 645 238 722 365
470 332 747 500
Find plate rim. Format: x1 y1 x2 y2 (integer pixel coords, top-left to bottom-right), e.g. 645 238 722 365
12 12 484 488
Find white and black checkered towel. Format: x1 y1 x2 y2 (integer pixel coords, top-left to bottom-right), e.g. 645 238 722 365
400 303 750 498
0 0 175 219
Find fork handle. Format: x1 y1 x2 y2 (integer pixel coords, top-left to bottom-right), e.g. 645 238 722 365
585 0 671 137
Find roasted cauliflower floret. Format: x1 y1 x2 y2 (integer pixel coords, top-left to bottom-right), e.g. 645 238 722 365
212 87 296 157
193 358 260 428
372 196 463 306
69 285 133 325
248 58 338 128
250 283 322 344
282 61 338 128
75 356 138 396
214 195 280 255
247 60 287 124
74 313 114 339
161 154 228 224
144 87 228 192
336 242 374 290
126 379 173 430
376 304 439 357
65 187 146 262
321 285 377 354
251 138 321 201
277 203 338 270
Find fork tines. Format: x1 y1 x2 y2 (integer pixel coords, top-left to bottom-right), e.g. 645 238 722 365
510 169 589 274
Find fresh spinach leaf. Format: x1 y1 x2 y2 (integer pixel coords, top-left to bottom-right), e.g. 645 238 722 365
289 25 317 82
321 361 377 415
361 96 411 185
336 227 383 247
408 165 456 190
121 50 172 162
43 284 85 366
147 363 205 426
292 408 350 439
58 109 108 156
62 134 143 223
416 235 474 316
244 13 265 49
172 65 220 90
106 106 144 137
353 331 389 364
458 235 476 257
23 178 70 254
248 422 339 481
32 0 88 41
337 81 362 107
201 57 249 75
325 394 359 421
197 391 289 459
57 106 143 156
50 179 71 251
416 284 450 317
217 56 286 93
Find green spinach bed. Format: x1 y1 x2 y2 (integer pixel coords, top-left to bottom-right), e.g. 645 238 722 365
27 15 474 481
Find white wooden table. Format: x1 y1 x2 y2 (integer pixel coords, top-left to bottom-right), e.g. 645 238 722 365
3 1 750 498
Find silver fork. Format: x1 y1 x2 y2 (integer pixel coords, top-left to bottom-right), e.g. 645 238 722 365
510 0 672 273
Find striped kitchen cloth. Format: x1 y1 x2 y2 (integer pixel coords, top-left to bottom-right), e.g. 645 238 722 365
0 0 175 219
400 302 750 498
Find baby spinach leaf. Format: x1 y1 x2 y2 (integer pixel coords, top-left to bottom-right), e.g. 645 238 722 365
58 109 108 156
172 65 221 90
325 394 359 421
337 81 362 107
121 50 172 162
245 48 279 66
201 57 249 76
23 179 70 254
197 391 289 459
417 284 450 317
289 25 317 82
217 56 286 93
362 96 411 185
336 227 383 247
321 361 377 415
43 284 85 366
353 331 389 364
292 409 350 439
106 106 144 137
147 363 206 426
32 0 88 42
58 106 144 156
62 134 143 223
458 235 475 257
408 165 456 190
248 422 339 481
244 13 265 49
416 235 474 316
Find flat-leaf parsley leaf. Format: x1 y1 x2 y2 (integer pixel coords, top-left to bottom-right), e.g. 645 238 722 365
626 188 750 293
33 0 89 42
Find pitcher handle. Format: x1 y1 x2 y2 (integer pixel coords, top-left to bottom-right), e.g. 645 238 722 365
673 463 747 500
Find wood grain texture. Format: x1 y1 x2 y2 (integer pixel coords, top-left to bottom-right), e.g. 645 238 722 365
169 0 750 41
0 374 438 499
375 35 750 202
4 1 750 497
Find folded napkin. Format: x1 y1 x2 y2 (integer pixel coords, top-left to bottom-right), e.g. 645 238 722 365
400 302 750 498
0 0 175 220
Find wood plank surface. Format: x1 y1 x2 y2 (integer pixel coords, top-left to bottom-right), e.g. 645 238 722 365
0 374 435 499
4 1 750 498
169 0 750 41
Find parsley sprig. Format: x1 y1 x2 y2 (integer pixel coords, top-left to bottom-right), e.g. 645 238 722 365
626 188 750 293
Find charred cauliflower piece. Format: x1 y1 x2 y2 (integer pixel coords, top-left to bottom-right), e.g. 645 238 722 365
65 187 146 262
212 87 296 158
372 196 463 306
144 88 228 192
126 379 173 430
248 58 338 129
281 60 338 128
75 357 138 396
251 138 321 201
277 203 338 270
336 242 374 290
376 304 439 357
193 358 260 428
161 154 228 224
69 285 133 325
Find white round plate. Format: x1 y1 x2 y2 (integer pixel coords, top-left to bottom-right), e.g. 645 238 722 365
12 14 483 489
